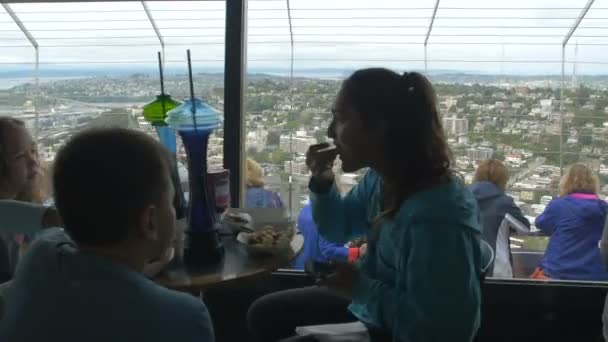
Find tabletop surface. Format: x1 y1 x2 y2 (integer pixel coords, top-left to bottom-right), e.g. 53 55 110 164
155 233 304 291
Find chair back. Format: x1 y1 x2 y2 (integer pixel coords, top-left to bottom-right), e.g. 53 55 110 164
480 240 494 281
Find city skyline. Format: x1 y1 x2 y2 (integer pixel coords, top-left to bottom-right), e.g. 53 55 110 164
4 70 608 222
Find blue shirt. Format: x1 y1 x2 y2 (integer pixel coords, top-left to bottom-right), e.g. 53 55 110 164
245 187 284 209
0 200 48 283
536 193 608 281
0 229 215 342
292 203 349 270
311 170 482 342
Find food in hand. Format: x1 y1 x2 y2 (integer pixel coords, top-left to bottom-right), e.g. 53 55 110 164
316 145 337 154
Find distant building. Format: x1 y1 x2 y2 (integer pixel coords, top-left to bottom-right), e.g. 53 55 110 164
457 136 469 145
284 159 308 175
442 116 469 135
466 147 494 161
443 97 458 109
495 101 506 109
505 153 523 164
520 190 536 202
246 129 268 152
279 134 316 155
566 135 578 145
515 86 530 95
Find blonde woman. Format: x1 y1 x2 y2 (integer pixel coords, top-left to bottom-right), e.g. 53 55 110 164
533 163 608 280
0 117 42 283
245 158 283 209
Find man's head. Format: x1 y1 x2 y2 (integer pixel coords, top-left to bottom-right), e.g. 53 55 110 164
53 128 175 265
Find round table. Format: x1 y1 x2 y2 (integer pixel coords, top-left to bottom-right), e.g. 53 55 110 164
155 233 304 292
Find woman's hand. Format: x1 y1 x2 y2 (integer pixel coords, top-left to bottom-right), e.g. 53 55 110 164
306 143 337 187
317 262 360 300
359 243 368 257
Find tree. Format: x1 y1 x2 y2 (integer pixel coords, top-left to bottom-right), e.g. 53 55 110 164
314 130 327 143
494 150 505 161
266 131 281 146
269 149 290 165
576 85 592 107
247 147 270 164
284 120 300 130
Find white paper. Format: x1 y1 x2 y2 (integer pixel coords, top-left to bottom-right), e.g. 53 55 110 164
295 322 371 342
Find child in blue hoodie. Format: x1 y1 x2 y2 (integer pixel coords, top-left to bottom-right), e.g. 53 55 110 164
533 163 608 281
292 202 366 270
248 69 482 342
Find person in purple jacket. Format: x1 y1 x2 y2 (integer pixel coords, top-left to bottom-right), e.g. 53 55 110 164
292 202 366 270
245 158 284 209
532 163 608 281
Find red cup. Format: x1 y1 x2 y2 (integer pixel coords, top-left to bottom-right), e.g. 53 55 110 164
208 168 230 213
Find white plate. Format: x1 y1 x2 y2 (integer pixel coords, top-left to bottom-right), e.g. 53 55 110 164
222 212 254 232
226 208 289 225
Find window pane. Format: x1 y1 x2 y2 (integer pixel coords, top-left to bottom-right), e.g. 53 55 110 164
243 0 608 279
1 1 226 202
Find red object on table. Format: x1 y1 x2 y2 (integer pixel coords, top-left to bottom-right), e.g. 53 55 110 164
208 168 230 213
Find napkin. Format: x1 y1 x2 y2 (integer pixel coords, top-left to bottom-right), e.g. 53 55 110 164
295 321 371 342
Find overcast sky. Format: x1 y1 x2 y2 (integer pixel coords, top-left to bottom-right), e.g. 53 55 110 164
2 0 608 75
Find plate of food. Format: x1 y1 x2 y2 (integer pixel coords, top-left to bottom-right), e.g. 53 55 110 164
236 224 295 256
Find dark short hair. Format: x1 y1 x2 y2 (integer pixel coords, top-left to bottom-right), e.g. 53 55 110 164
53 128 171 246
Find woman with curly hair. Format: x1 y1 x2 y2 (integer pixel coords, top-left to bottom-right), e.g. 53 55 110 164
245 158 284 209
533 163 608 281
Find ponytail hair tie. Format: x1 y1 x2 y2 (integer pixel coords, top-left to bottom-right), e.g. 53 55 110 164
402 72 415 93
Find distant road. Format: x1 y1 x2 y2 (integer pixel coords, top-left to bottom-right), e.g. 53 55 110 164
508 157 546 187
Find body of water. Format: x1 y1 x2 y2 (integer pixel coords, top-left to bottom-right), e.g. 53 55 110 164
0 76 87 90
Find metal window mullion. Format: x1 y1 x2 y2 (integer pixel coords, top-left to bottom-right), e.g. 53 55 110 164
2 3 40 139
224 0 247 208
424 0 440 73
286 0 294 219
141 1 165 66
560 0 594 174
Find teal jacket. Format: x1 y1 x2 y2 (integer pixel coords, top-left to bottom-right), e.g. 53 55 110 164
310 170 482 342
